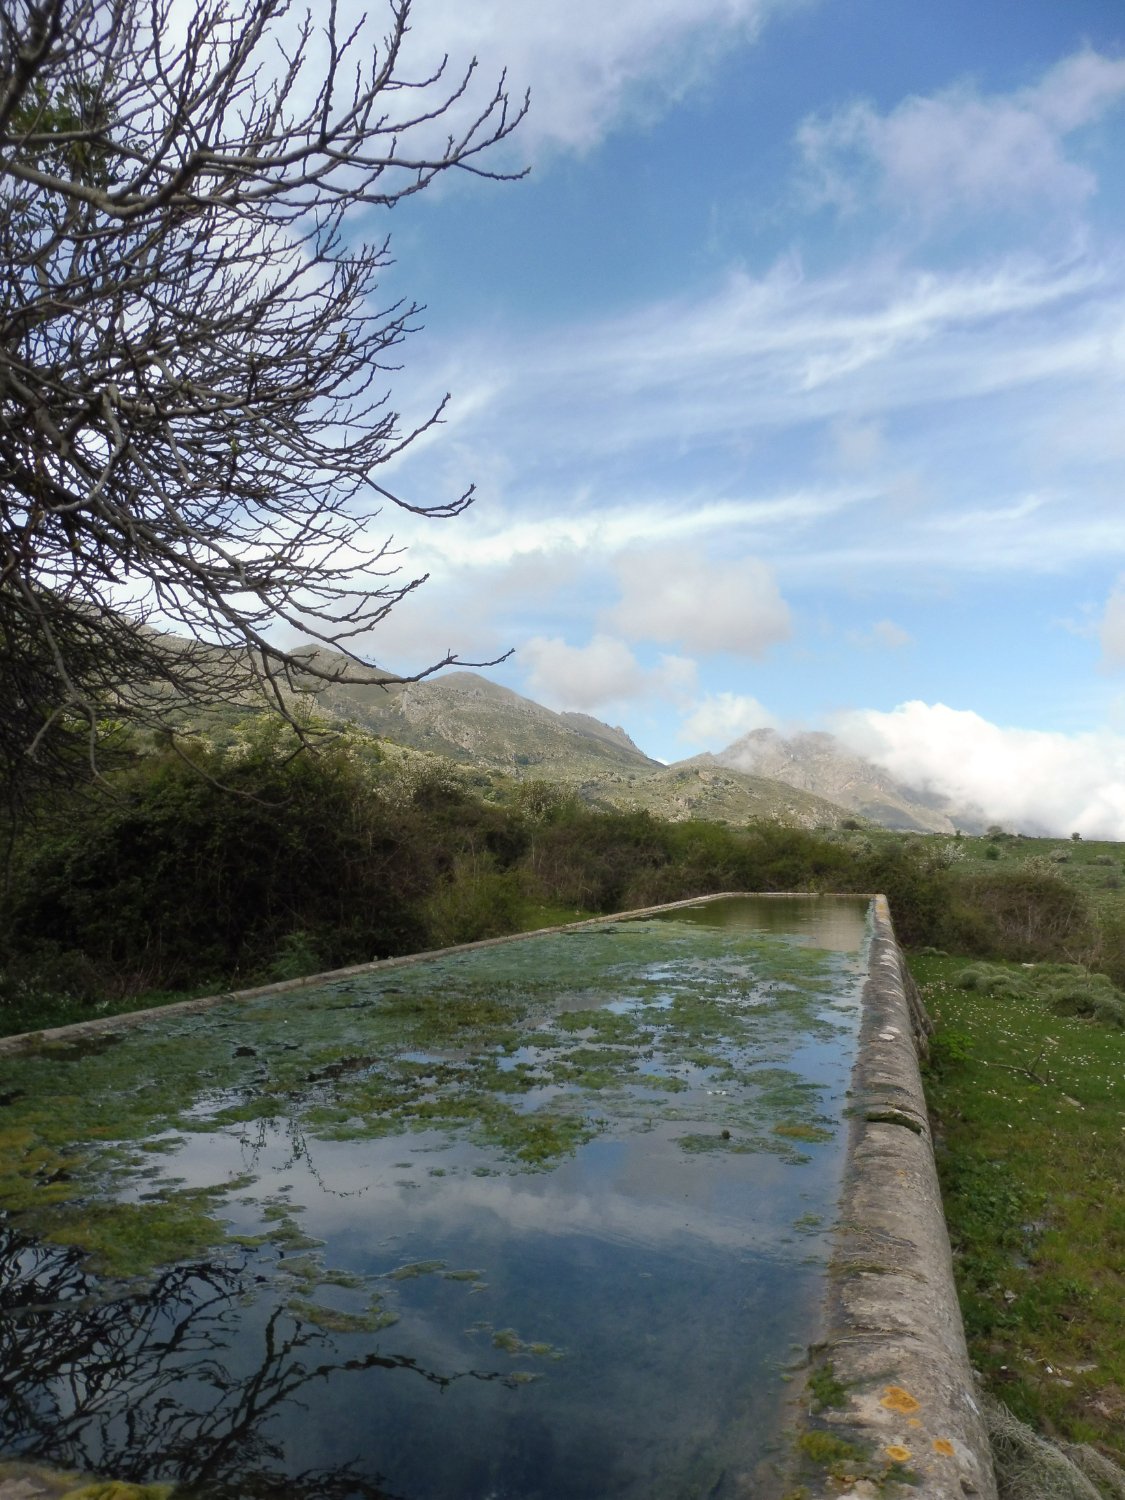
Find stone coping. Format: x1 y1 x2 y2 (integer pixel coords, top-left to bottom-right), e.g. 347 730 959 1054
798 894 997 1500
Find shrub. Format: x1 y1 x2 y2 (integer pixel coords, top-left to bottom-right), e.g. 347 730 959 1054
1094 906 1125 988
955 961 1125 1028
2 725 441 995
948 871 1095 964
955 965 1032 1001
422 856 527 948
851 842 953 949
1044 972 1125 1027
267 930 324 983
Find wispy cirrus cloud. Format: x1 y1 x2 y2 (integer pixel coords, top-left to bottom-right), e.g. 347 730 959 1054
398 250 1115 487
1099 576 1125 669
383 247 1125 593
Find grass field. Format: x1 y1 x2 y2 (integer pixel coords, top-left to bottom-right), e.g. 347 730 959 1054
912 952 1125 1468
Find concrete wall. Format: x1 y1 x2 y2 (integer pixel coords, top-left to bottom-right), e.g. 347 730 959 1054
796 894 997 1500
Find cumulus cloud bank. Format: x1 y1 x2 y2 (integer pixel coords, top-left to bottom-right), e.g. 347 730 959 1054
798 47 1125 220
521 634 696 712
678 693 777 746
835 701 1125 839
610 546 792 656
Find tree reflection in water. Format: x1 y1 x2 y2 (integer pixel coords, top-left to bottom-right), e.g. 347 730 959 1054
0 1226 521 1499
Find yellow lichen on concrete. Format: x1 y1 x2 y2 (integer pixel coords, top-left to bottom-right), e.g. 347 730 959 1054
884 1445 912 1463
933 1438 956 1457
880 1385 921 1413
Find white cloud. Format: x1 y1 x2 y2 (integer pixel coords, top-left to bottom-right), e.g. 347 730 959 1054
397 487 863 575
372 192 1125 656
847 619 914 650
872 619 913 648
520 634 697 712
797 48 1125 221
390 248 1118 502
1036 48 1125 132
835 700 1125 839
678 693 777 746
1099 576 1125 667
610 546 792 656
327 544 590 676
363 245 1125 667
406 0 796 159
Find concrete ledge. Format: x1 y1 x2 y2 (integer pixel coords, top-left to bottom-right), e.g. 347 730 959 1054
799 895 996 1500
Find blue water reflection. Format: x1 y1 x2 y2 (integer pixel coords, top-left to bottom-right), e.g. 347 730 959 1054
1 896 871 1499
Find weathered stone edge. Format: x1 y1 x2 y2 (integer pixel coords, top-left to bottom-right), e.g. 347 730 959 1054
0 890 862 1055
801 894 996 1500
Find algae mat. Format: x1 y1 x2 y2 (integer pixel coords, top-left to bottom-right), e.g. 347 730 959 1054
0 897 871 1500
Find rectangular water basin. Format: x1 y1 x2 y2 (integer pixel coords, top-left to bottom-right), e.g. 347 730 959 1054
0 894 873 1499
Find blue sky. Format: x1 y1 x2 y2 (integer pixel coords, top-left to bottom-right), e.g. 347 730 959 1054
325 0 1125 835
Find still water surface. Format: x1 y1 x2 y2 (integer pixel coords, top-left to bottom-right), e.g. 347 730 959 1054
0 896 871 1499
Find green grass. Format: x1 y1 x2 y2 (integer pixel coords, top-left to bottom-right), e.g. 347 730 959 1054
0 981 228 1039
912 952 1125 1465
807 1359 849 1411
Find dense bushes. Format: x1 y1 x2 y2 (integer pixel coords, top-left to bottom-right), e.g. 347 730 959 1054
0 726 1116 1027
3 723 456 996
945 870 1097 963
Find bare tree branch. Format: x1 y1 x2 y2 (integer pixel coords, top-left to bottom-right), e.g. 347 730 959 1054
0 0 526 815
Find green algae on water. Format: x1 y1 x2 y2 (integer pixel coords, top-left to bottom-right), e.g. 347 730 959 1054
0 909 864 1282
0 898 872 1500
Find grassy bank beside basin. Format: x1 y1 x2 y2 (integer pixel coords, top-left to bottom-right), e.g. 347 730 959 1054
911 953 1124 1471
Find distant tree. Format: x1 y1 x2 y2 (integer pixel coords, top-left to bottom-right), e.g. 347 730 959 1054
0 0 525 817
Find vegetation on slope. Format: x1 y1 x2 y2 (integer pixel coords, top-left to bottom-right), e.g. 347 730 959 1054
1 713 1119 1034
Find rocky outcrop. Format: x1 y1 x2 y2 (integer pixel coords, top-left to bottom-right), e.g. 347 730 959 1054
680 727 976 834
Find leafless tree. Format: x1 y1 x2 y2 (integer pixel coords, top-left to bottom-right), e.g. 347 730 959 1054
0 0 526 814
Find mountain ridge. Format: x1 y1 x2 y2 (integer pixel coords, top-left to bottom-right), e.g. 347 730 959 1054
160 639 971 832
287 653 969 831
675 725 977 834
